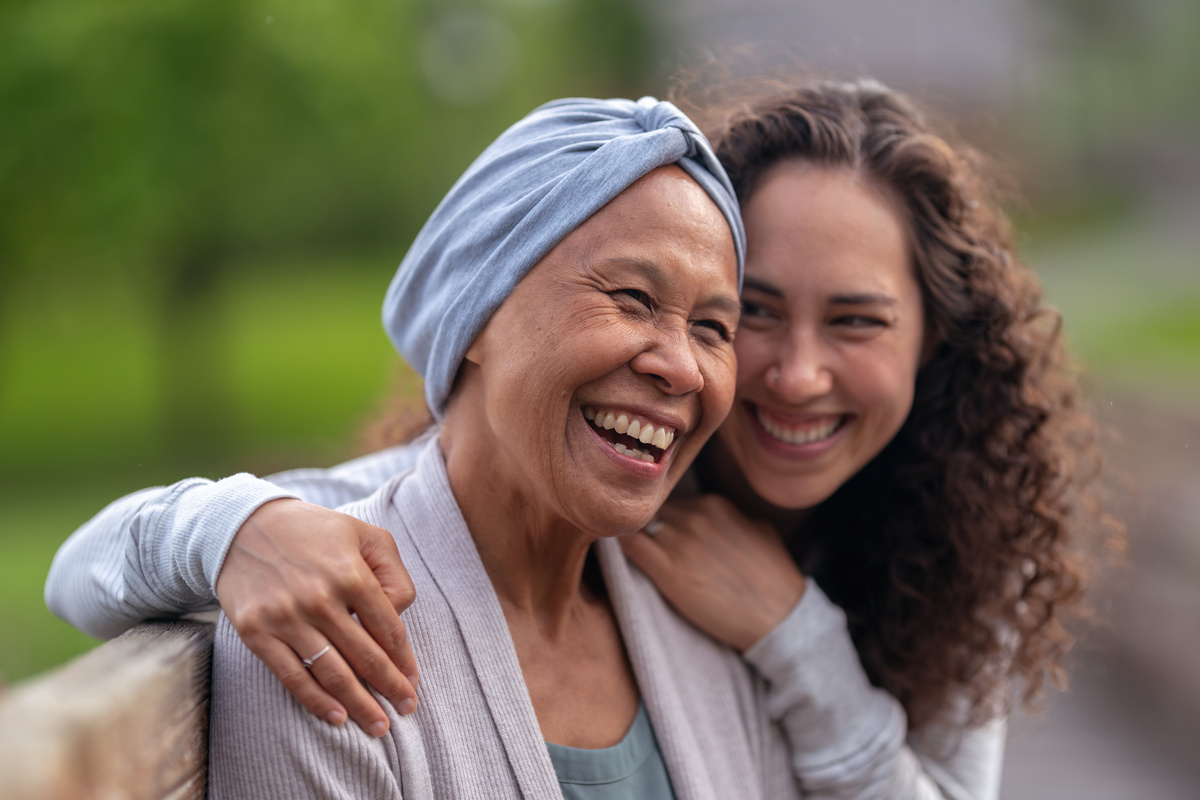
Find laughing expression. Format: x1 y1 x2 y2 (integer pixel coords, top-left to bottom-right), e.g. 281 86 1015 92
459 165 740 536
714 161 926 510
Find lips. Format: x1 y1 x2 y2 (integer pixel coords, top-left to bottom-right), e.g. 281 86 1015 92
583 406 676 463
751 403 845 447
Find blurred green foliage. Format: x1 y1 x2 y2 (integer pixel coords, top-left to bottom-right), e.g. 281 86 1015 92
1 0 654 681
0 0 653 475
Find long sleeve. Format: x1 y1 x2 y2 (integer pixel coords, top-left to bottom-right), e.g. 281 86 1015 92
742 583 1006 800
44 440 428 639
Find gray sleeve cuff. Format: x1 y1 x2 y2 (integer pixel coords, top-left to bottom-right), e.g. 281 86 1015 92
134 473 299 606
743 581 907 791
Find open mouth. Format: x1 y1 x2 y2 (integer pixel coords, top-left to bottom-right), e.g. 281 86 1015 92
752 403 846 446
583 406 676 464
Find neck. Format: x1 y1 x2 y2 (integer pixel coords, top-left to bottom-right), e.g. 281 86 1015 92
440 402 598 638
696 439 813 543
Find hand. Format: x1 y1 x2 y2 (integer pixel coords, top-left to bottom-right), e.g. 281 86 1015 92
620 494 806 652
215 498 418 737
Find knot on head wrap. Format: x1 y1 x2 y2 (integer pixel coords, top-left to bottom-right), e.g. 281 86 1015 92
383 96 746 419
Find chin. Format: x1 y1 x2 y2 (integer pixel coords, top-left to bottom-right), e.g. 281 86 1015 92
748 470 841 511
577 498 662 538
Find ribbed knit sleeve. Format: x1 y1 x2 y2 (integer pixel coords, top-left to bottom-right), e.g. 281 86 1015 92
45 474 297 639
742 582 1005 800
44 442 425 639
208 614 405 799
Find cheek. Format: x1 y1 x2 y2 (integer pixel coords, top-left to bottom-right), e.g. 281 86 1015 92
699 348 739 422
732 332 773 391
847 350 919 431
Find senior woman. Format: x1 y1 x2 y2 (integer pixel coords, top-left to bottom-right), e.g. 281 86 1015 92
203 97 796 799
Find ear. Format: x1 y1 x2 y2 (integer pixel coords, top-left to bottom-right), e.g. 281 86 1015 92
464 312 497 366
464 338 484 365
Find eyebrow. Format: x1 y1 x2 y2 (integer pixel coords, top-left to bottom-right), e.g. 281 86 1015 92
828 292 898 306
741 276 783 298
743 278 897 307
704 293 742 318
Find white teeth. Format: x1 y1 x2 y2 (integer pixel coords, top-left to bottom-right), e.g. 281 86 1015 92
641 452 655 462
615 443 626 454
583 407 676 455
755 408 841 445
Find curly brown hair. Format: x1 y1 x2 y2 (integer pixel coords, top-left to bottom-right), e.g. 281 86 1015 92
678 77 1119 730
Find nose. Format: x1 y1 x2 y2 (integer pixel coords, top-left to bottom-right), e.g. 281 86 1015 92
772 331 833 401
630 325 704 395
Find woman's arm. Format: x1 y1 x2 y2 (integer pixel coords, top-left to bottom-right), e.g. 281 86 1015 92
620 494 1005 800
45 442 427 735
743 583 1005 799
46 474 299 638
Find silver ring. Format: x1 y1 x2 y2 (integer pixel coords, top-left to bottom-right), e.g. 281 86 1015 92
302 644 332 669
644 518 664 536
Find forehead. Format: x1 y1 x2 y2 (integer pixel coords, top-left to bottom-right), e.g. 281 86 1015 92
535 165 739 294
743 162 913 295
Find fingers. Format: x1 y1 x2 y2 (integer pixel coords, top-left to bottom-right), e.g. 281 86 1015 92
320 595 419 717
357 525 421 686
359 524 417 613
620 529 678 589
217 501 423 735
353 589 420 694
241 633 375 732
243 610 413 738
298 630 403 737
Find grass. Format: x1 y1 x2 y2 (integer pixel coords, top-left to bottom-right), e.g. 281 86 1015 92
0 486 109 684
1032 216 1200 387
0 252 418 684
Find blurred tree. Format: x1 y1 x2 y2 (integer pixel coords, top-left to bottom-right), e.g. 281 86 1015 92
0 0 652 459
1022 0 1200 199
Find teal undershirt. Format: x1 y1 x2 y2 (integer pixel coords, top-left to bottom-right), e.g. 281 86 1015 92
545 703 676 800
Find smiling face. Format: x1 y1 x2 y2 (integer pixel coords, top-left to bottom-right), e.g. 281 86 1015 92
451 165 740 537
714 161 925 510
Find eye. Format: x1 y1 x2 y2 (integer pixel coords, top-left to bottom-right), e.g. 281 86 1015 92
615 288 652 307
832 314 888 328
694 319 732 342
738 297 782 329
740 299 771 319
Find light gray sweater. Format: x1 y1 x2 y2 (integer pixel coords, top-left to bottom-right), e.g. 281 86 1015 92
47 435 1005 799
208 442 799 800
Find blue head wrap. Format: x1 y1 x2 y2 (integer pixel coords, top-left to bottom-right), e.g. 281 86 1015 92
382 96 746 418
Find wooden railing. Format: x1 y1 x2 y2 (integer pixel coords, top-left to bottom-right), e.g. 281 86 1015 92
0 620 214 800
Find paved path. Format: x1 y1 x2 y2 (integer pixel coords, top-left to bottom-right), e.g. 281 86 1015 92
1000 659 1200 799
1000 398 1200 799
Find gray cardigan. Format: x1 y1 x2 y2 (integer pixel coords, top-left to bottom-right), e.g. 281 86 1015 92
207 442 800 800
49 433 1006 799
